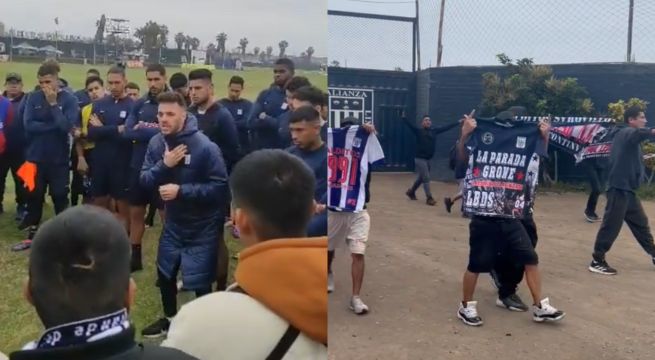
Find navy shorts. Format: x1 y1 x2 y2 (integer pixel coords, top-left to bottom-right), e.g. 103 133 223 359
127 168 163 208
90 162 128 200
467 216 539 273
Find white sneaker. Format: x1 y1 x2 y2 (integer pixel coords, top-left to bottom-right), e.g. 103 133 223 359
327 272 335 293
350 296 369 315
533 297 565 322
457 301 483 326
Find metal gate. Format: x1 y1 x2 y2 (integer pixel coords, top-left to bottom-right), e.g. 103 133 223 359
328 67 416 172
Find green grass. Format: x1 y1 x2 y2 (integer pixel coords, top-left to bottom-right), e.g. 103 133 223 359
0 178 243 353
0 62 327 99
0 61 326 354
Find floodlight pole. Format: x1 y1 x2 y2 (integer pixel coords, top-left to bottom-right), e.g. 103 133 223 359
627 0 634 62
437 0 446 67
415 0 421 71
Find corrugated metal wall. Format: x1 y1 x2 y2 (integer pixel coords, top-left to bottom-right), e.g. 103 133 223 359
424 63 655 181
330 63 655 181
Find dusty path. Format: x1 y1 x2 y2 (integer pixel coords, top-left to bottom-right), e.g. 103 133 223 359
328 174 655 360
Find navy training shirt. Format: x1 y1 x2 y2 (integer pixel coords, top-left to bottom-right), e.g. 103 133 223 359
288 143 327 202
219 97 253 153
189 101 240 172
87 95 134 167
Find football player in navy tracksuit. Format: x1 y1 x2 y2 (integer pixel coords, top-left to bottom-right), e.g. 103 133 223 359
249 58 294 150
219 76 253 156
187 69 240 172
1 72 28 220
140 92 229 338
286 106 327 237
187 68 240 291
124 64 169 272
73 68 101 108
277 76 312 149
13 62 79 251
86 66 134 231
170 72 191 107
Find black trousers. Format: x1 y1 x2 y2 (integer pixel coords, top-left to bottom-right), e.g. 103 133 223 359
23 163 69 227
582 161 607 214
0 151 27 207
593 188 655 261
494 216 538 299
159 267 212 318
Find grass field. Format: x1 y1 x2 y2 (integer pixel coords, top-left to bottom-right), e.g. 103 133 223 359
0 179 225 353
0 61 327 354
0 62 327 100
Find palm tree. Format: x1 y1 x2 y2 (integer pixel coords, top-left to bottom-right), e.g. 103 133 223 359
253 46 261 56
206 43 217 64
190 37 200 50
239 37 249 55
184 35 192 52
94 15 106 43
306 46 315 62
175 32 185 50
216 32 227 55
266 46 273 59
157 25 169 48
278 40 289 58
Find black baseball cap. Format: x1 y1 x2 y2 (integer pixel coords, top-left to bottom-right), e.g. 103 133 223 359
5 73 22 82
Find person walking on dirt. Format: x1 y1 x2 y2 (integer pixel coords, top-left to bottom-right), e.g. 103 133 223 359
403 113 460 206
455 113 565 326
328 118 384 315
589 106 655 275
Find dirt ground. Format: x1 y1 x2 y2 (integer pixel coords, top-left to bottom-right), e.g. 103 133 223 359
328 173 655 360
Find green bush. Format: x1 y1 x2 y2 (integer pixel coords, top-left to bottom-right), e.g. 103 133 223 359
481 53 594 116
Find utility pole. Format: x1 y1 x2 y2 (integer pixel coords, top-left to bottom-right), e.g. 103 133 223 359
415 0 421 71
436 0 446 67
627 0 634 62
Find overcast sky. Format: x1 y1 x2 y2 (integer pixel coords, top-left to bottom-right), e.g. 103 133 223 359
329 0 655 70
2 0 327 57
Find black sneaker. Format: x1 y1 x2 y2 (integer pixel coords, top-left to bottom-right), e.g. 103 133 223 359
496 294 529 312
11 239 32 252
588 259 617 275
533 298 565 322
489 269 501 290
141 318 170 339
584 211 601 223
444 197 453 213
11 226 37 252
426 197 436 206
406 190 417 201
457 301 483 326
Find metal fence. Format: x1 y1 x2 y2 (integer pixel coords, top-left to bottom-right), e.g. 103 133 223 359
328 10 418 71
330 0 655 70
